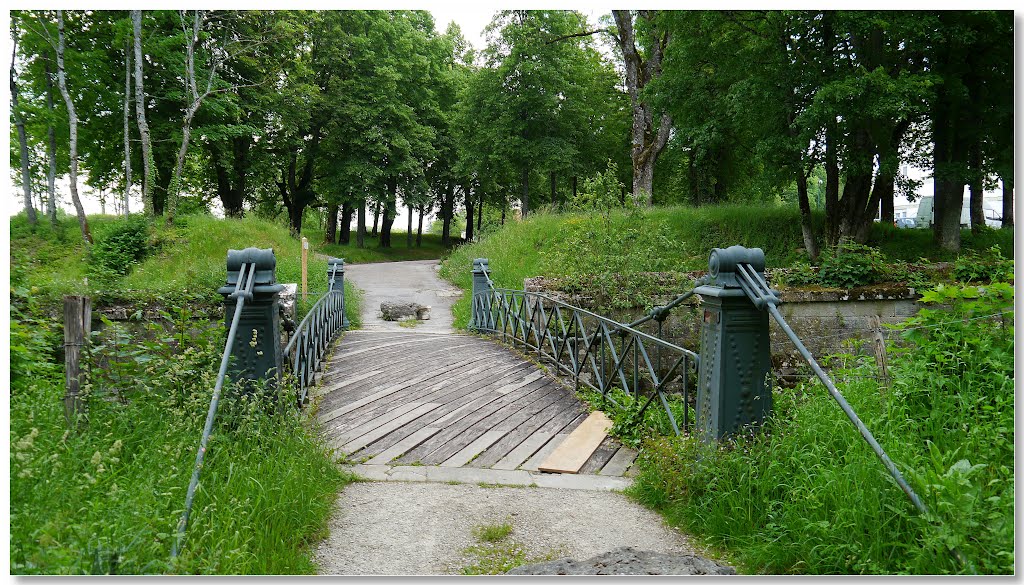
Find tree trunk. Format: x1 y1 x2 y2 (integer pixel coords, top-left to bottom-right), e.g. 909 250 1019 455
356 202 366 248
325 203 338 244
550 171 557 206
796 168 820 262
572 175 578 202
465 189 475 241
11 33 36 227
371 202 380 237
45 54 58 225
1001 175 1013 229
477 192 483 233
340 202 353 244
132 11 156 216
121 42 132 216
824 123 840 246
379 180 397 248
406 204 413 248
441 183 454 246
612 10 672 205
279 127 321 237
501 204 506 226
969 139 985 234
520 167 530 218
55 12 91 243
416 204 424 247
932 88 965 253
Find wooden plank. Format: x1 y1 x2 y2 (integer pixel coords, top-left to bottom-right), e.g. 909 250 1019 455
332 336 450 359
327 401 432 445
470 395 577 468
63 295 91 424
521 431 571 472
416 378 555 465
599 447 638 477
399 379 553 465
491 431 552 471
494 370 545 394
440 430 506 467
578 436 619 475
538 411 613 474
314 369 382 397
364 426 442 465
335 402 441 454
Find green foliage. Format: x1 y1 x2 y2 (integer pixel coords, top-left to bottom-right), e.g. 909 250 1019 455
571 160 627 211
10 306 351 574
627 281 1014 574
953 246 1013 283
815 242 887 288
473 522 514 543
87 215 153 283
459 519 563 575
580 387 688 450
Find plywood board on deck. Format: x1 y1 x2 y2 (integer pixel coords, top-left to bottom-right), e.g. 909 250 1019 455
537 411 613 474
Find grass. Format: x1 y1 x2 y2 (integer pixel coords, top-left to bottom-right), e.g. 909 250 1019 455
624 283 1014 574
397 317 421 328
458 519 564 575
9 307 353 574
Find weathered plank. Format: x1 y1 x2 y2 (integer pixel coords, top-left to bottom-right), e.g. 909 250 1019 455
598 446 638 477
578 436 619 475
440 431 505 468
469 396 577 468
364 426 442 466
334 402 441 454
491 431 552 471
522 429 573 472
538 411 613 474
327 400 434 445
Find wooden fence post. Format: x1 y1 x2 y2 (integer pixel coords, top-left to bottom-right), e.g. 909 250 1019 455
64 295 91 424
869 315 890 392
301 236 309 303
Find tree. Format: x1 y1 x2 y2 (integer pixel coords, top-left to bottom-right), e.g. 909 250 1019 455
11 18 37 226
131 10 156 216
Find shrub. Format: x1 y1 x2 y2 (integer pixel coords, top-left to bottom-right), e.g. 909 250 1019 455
571 160 626 212
953 246 1013 283
815 242 887 288
87 215 152 281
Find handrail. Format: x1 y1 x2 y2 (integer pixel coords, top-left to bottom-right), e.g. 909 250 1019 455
283 284 346 405
472 281 699 436
171 261 256 560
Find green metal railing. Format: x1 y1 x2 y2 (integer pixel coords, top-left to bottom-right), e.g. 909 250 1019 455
284 262 348 405
471 267 700 435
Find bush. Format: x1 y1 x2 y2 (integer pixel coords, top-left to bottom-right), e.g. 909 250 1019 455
815 242 887 288
571 160 626 212
953 246 1013 283
87 215 152 281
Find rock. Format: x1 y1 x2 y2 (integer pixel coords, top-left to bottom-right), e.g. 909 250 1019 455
278 283 298 323
381 301 431 321
506 546 735 576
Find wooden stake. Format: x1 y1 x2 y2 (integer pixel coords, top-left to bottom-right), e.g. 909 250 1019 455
301 236 309 302
63 295 91 425
869 315 890 392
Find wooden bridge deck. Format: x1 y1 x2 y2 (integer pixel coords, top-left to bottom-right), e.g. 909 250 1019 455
315 330 637 477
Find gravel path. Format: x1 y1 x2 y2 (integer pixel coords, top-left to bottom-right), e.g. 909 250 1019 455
312 482 696 575
344 260 460 333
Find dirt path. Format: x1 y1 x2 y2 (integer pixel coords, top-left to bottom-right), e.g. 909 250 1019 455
312 482 696 575
343 260 460 333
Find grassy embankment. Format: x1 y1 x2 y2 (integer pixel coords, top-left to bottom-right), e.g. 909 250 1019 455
9 213 373 574
439 204 1013 328
440 204 1014 575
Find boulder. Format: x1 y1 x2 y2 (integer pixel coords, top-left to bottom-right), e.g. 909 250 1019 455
381 301 431 321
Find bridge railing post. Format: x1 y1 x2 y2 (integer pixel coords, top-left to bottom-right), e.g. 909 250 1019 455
328 257 350 329
693 245 773 442
470 257 490 330
217 248 285 389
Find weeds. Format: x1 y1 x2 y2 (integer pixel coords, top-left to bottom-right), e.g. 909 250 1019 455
459 519 564 575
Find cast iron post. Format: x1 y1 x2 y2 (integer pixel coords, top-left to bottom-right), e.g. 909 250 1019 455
694 245 774 442
470 258 490 330
217 248 285 388
327 257 350 329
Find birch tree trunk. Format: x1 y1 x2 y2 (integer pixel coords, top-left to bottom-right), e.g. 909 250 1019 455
611 10 672 205
45 53 58 225
10 27 37 227
54 12 91 243
132 10 155 216
122 42 132 215
166 10 217 225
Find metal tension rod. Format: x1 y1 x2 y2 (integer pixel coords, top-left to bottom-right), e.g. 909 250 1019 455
171 261 256 561
734 262 974 573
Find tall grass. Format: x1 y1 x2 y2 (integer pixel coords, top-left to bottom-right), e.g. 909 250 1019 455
311 231 449 264
9 303 352 574
626 282 1014 574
